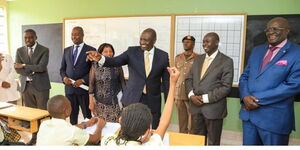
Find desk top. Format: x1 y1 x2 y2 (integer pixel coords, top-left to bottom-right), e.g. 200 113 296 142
167 131 205 146
0 105 50 121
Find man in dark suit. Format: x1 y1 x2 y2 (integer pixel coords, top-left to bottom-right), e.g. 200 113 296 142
86 28 169 129
185 32 234 145
60 26 94 125
14 29 51 145
239 17 300 145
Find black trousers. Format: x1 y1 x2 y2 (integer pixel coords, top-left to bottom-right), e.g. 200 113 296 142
191 113 223 145
140 94 161 129
66 94 92 125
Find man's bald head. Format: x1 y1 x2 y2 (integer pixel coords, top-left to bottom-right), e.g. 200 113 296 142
267 17 290 29
266 17 290 46
47 95 71 118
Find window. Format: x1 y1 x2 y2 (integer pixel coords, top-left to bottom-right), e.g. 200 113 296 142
0 7 8 54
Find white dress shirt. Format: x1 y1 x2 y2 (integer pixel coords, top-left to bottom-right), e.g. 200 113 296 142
188 50 219 103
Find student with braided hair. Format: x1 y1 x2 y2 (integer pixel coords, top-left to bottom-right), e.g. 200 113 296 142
101 67 179 146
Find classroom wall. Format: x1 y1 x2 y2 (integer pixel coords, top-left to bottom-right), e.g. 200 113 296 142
6 0 300 138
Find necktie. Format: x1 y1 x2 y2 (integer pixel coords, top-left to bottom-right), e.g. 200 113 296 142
73 45 79 64
143 51 151 94
260 46 278 71
200 56 212 79
28 47 33 60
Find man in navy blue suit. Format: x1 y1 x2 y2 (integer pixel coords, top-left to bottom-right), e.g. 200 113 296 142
60 26 95 125
239 17 300 145
87 28 169 129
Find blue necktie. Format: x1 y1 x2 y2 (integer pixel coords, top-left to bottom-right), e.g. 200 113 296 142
73 45 79 64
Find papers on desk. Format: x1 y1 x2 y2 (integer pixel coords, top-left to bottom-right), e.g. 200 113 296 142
70 79 89 91
84 122 121 137
162 133 170 146
0 102 13 109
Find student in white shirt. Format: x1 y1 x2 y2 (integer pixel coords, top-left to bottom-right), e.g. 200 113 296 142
101 67 179 146
37 95 106 146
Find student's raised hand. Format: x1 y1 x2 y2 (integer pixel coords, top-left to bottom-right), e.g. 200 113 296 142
86 51 101 62
96 117 106 129
89 95 95 112
86 117 98 127
167 67 180 83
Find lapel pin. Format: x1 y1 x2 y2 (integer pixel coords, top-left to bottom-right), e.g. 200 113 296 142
283 50 286 53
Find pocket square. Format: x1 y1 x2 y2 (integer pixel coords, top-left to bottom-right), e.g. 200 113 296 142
275 60 288 66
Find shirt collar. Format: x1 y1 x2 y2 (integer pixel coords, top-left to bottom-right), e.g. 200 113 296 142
28 42 37 51
205 49 219 59
145 47 155 55
74 42 84 49
269 39 287 48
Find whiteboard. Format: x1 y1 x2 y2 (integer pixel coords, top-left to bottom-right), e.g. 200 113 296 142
64 16 172 77
174 15 246 85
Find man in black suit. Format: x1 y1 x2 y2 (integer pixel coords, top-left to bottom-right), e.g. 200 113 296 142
60 26 95 125
87 28 169 129
14 29 51 145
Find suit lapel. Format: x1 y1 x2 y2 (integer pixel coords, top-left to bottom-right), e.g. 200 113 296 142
69 46 75 64
201 52 222 80
22 47 30 63
31 44 40 63
74 44 86 66
148 48 158 77
254 45 268 77
196 55 205 83
137 47 147 78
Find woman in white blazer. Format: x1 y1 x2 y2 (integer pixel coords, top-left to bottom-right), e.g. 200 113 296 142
0 53 20 103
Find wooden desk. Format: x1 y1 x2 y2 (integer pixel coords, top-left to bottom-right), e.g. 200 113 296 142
0 105 50 133
167 131 205 146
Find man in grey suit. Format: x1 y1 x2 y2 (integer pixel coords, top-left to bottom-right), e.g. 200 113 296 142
185 32 233 145
15 29 51 145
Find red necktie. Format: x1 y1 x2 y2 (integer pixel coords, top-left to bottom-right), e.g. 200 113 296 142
260 46 278 71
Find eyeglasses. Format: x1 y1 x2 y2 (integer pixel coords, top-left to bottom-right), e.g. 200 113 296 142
264 27 286 33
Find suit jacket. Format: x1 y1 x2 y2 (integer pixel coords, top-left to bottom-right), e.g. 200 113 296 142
15 43 51 92
185 52 234 119
60 44 96 95
103 46 170 107
239 40 300 135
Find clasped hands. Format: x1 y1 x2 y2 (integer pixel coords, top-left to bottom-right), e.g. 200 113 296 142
63 77 84 88
243 95 260 111
190 95 204 106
